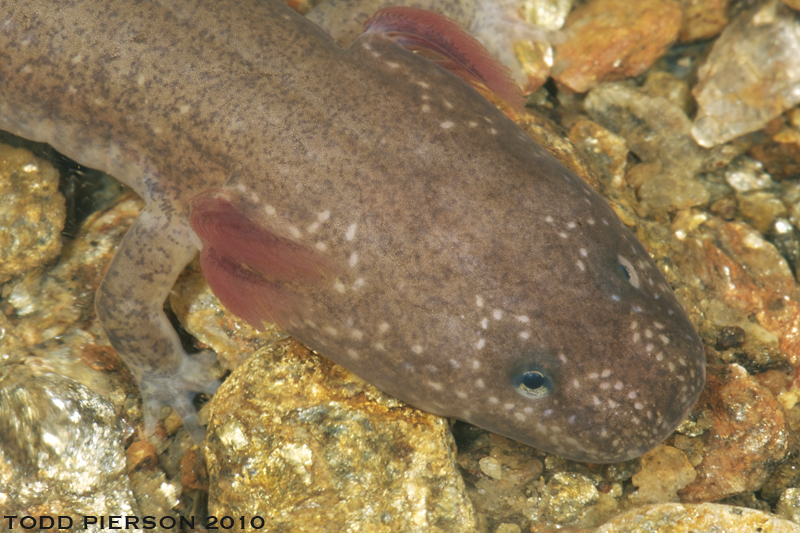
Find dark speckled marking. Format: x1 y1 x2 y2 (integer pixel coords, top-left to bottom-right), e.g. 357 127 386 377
0 0 705 461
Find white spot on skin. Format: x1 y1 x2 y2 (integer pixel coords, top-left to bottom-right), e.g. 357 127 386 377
345 223 357 241
516 315 529 323
577 260 585 271
378 322 390 334
265 204 276 216
441 121 454 129
472 360 480 370
315 242 327 251
352 278 365 289
480 318 488 329
601 369 611 378
307 221 320 233
504 403 514 410
417 81 430 88
412 345 423 354
422 104 431 113
289 225 301 238
515 413 526 422
469 121 478 127
476 338 486 349
489 397 499 404
317 210 330 222
324 326 338 336
456 391 468 399
476 379 485 388
580 248 588 256
386 61 400 69
349 252 358 267
520 331 530 339
333 280 346 293
347 349 359 359
427 381 443 391
476 296 484 308
373 342 385 351
350 330 363 341
493 309 503 320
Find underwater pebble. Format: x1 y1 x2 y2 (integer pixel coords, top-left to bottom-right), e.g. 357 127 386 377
479 456 504 480
584 82 709 211
204 339 477 531
552 0 681 92
629 445 696 504
679 364 787 502
597 503 800 532
0 143 65 284
676 0 729 42
776 488 800 524
692 0 800 147
0 372 139 519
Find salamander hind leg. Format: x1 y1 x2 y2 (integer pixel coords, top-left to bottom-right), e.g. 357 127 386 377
95 205 221 442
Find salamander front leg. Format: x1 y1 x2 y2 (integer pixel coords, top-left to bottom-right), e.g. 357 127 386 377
95 206 220 441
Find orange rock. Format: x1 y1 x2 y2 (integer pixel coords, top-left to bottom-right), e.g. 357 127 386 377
677 0 729 42
551 0 682 92
679 364 787 502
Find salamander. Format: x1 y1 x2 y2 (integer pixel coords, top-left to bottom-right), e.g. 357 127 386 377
0 0 705 462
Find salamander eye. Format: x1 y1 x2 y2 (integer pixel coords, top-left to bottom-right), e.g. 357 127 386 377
618 255 640 289
515 370 552 399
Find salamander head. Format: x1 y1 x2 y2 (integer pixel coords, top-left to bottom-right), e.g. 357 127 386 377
442 173 705 463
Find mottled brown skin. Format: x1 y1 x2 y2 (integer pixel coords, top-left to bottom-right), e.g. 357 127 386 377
0 0 705 462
